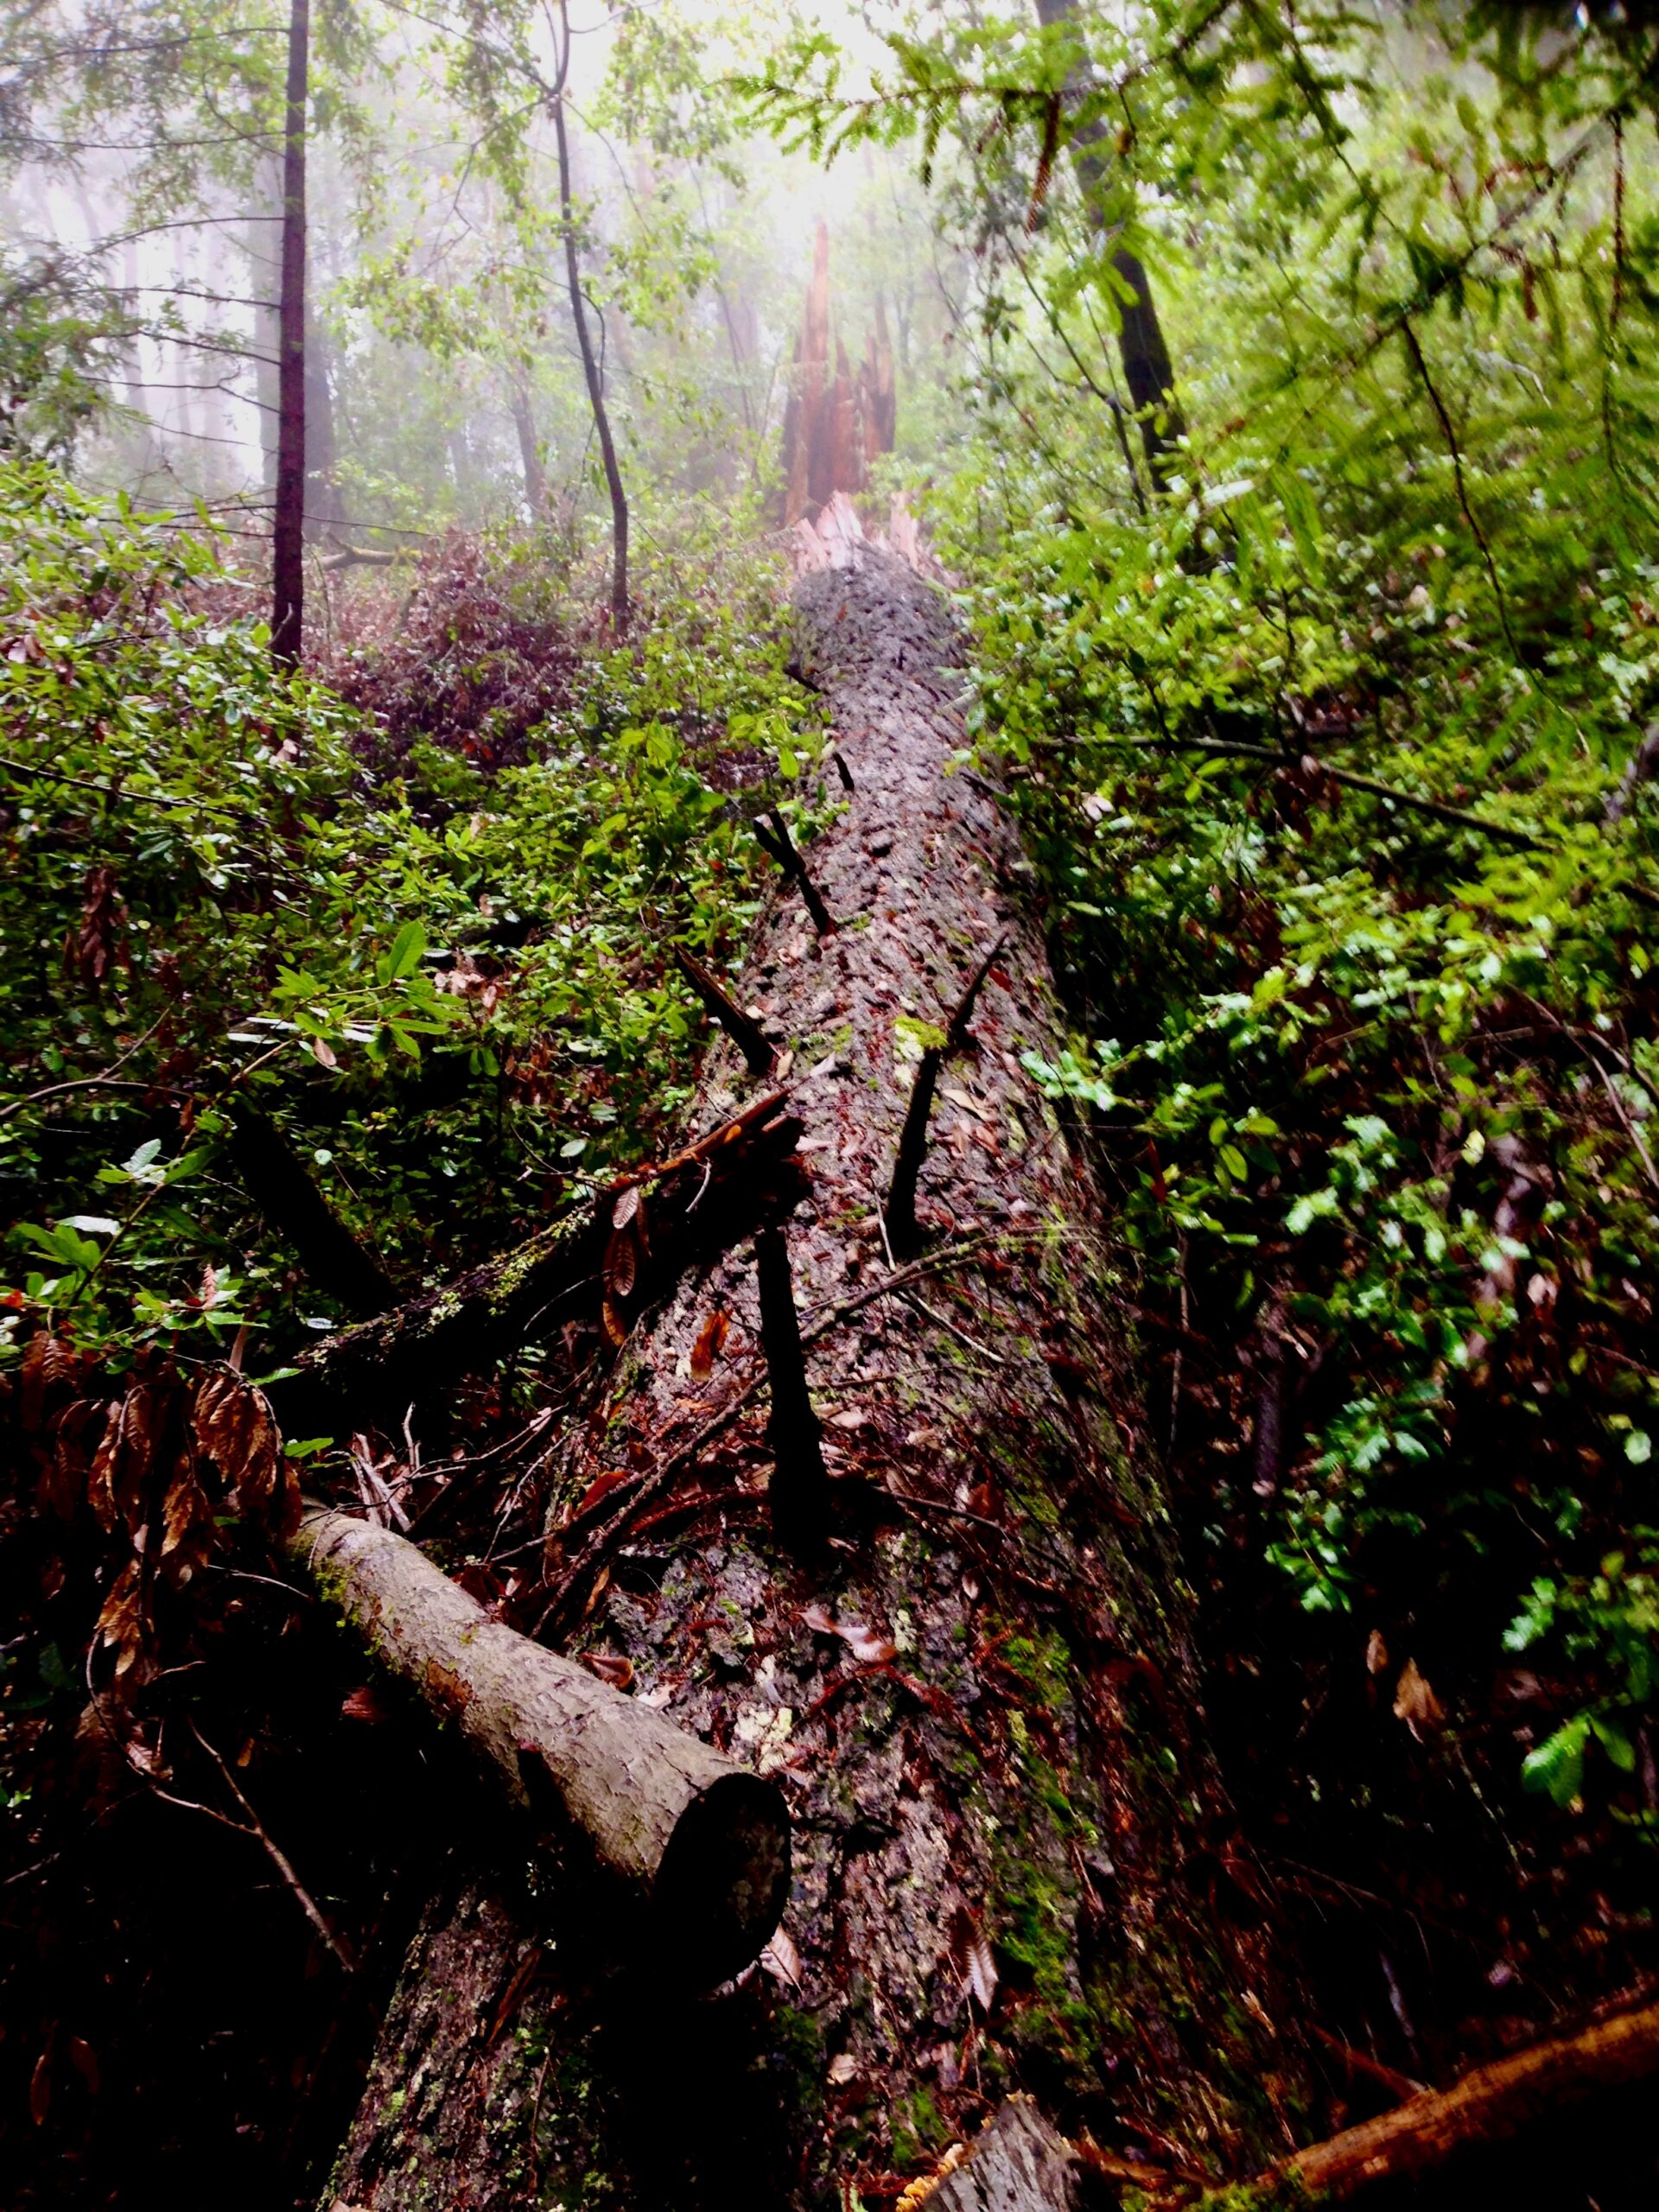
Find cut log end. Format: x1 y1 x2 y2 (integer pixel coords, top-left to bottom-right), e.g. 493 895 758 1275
654 1770 792 1988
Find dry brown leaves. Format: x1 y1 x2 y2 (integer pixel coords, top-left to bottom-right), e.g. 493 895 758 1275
67 864 124 986
601 1188 649 1345
690 1306 730 1380
1393 1656 1446 1740
14 1340 301 1704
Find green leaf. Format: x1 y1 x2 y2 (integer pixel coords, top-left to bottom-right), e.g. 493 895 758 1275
386 919 427 981
1590 1712 1637 1774
1522 1713 1590 1808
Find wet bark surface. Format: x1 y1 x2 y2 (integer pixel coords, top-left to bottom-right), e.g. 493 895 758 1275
330 547 1295 2211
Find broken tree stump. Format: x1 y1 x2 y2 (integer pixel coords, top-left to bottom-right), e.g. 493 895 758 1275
917 2098 1081 2212
290 1504 791 1987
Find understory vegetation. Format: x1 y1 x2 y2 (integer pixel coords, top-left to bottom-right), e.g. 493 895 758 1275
4 0 1659 2204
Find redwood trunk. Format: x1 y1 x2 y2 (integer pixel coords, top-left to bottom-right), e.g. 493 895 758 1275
327 537 1285 2209
270 0 308 668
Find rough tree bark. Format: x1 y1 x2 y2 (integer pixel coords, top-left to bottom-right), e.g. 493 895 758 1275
324 527 1294 2210
270 0 308 669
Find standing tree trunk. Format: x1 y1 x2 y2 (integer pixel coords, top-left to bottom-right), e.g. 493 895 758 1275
270 0 308 669
324 526 1302 2211
1033 0 1186 493
247 149 283 501
509 370 550 522
551 0 627 632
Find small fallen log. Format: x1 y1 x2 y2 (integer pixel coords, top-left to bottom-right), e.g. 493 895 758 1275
270 1090 806 1434
289 1504 791 1987
1275 1996 1659 2202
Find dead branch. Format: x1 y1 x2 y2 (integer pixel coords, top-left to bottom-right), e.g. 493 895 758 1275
269 1091 806 1433
226 1097 397 1319
290 1505 789 1986
190 1724 357 1973
753 809 836 936
754 1224 829 1554
673 946 775 1077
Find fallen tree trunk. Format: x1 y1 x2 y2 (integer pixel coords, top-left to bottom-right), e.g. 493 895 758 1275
289 1506 790 1987
326 519 1300 2211
269 1090 805 1433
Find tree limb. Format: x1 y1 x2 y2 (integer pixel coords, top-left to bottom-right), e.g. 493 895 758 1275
269 1090 807 1433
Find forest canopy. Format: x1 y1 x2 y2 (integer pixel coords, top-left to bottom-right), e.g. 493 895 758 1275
3 3 1659 2207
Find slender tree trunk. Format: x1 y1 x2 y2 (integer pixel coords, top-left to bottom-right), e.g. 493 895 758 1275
552 0 628 631
1032 0 1186 492
249 151 283 500
325 527 1300 2211
509 372 550 521
304 308 339 535
270 0 308 670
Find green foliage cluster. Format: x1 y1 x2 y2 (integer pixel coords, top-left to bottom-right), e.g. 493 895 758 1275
0 461 818 1376
751 0 1659 1820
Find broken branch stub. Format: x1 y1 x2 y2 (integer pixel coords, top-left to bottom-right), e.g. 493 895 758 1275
886 936 1007 1260
673 945 775 1077
753 809 836 938
291 1505 791 1988
754 1224 830 1554
886 1046 943 1262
